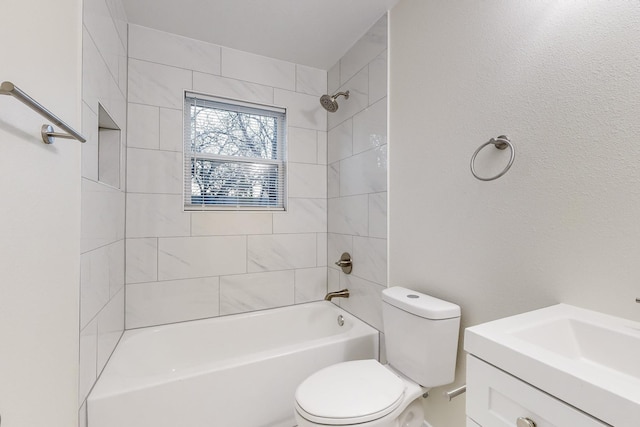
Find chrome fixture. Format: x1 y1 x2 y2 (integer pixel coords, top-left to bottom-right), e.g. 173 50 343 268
470 135 514 181
319 90 350 113
0 81 86 144
324 289 350 301
337 315 344 326
444 384 466 401
334 252 352 274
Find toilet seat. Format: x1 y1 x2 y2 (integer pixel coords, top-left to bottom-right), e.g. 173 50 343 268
294 360 406 425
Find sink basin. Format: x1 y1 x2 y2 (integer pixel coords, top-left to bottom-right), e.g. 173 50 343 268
512 317 640 380
465 304 640 427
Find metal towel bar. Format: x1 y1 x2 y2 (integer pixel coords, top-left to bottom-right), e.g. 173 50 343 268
0 81 86 144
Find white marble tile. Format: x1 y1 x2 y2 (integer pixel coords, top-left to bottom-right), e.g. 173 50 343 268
128 58 192 109
296 65 327 96
328 233 353 272
328 62 340 95
97 288 124 374
81 178 125 253
118 51 128 94
129 24 221 75
338 275 385 331
328 162 340 199
108 239 125 297
328 195 369 236
369 50 387 105
82 27 111 116
126 148 183 194
328 67 369 130
274 89 327 131
295 267 328 303
317 233 328 267
352 237 387 286
288 163 326 199
79 319 97 404
273 198 326 234
105 0 127 48
288 127 318 164
368 192 387 239
126 193 191 238
82 102 99 181
222 47 295 90
328 118 353 164
158 236 247 280
126 277 220 328
126 238 158 284
159 108 183 152
248 233 316 272
127 103 159 150
84 0 125 86
220 270 295 315
340 14 387 86
340 145 387 196
193 72 274 105
328 267 340 294
353 98 387 155
191 211 272 236
317 131 328 165
79 401 88 427
80 245 113 328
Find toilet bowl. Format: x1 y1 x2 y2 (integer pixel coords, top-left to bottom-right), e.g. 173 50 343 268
294 287 461 427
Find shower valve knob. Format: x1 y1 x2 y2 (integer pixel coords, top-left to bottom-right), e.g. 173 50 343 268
334 252 352 274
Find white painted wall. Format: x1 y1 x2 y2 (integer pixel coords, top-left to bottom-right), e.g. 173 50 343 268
389 1 640 425
0 0 82 426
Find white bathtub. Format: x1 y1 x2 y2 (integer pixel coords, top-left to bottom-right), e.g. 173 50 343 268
88 301 379 427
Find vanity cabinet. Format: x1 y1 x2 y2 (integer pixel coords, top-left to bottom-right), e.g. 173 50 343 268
466 355 609 427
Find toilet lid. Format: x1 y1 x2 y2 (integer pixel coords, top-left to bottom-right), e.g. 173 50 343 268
295 360 405 425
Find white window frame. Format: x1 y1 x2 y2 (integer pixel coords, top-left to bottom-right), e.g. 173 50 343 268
183 92 287 211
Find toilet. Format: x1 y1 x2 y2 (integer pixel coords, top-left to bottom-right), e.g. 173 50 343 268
294 287 461 427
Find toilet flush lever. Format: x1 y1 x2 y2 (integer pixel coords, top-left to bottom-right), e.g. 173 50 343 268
334 252 352 274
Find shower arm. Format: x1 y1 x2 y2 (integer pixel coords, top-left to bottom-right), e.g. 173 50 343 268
333 91 350 100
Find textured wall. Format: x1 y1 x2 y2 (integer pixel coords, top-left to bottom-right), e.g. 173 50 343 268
79 0 128 423
125 25 328 328
389 1 640 425
327 15 389 330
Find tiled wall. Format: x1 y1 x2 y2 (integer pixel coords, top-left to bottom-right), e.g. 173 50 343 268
79 0 127 423
125 25 328 329
327 15 388 331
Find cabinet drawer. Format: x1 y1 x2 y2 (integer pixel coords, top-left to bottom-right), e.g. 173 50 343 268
467 355 609 427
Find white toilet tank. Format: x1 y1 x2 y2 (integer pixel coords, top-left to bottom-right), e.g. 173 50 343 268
382 287 461 388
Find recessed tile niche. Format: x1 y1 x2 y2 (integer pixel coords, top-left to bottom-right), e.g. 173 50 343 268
98 104 121 189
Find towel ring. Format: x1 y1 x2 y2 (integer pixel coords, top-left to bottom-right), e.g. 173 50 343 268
470 135 515 181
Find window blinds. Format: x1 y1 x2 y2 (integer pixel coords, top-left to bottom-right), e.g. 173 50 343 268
184 92 287 211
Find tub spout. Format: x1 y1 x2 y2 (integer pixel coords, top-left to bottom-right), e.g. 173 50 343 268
325 289 350 301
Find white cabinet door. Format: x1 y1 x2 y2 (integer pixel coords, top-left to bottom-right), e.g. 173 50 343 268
466 356 610 427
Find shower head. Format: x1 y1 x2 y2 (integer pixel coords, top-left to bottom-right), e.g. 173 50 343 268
319 91 350 113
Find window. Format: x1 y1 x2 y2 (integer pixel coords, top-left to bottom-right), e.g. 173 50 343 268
184 92 287 210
